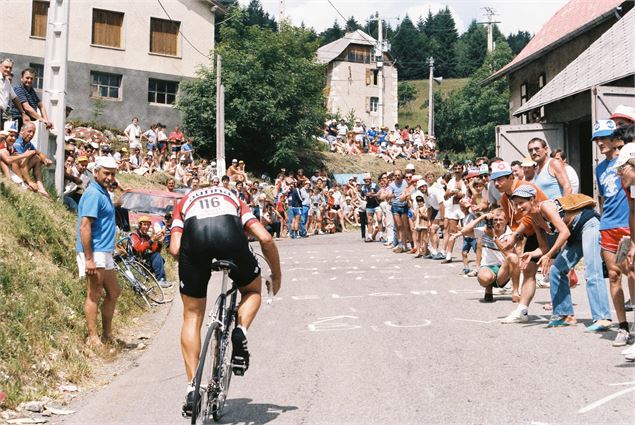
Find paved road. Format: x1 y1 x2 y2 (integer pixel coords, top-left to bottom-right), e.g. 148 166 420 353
56 232 634 424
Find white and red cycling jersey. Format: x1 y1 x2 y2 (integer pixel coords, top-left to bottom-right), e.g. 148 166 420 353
171 187 258 234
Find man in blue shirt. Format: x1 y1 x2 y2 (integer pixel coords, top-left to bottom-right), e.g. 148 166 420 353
76 156 121 348
10 121 52 197
594 120 633 345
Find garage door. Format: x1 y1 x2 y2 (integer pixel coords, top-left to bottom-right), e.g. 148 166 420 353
496 123 566 163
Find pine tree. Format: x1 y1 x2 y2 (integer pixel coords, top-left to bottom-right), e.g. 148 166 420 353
345 16 361 32
319 20 345 46
429 7 459 77
391 15 430 80
454 20 487 77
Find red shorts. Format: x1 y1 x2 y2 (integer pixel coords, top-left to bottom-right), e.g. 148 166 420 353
600 227 630 253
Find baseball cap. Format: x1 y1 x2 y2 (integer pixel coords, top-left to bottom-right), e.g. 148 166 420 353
511 184 537 199
405 163 416 170
3 120 18 133
613 143 635 168
363 173 371 179
610 105 635 124
76 155 89 163
479 164 489 175
592 120 617 140
467 167 480 178
138 216 151 223
232 158 238 163
0 130 9 136
416 179 427 189
490 161 513 180
521 157 537 167
94 156 118 169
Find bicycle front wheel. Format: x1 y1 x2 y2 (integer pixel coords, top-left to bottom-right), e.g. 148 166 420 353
192 322 220 425
128 260 165 305
115 258 152 309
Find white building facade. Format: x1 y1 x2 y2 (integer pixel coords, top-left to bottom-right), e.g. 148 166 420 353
0 0 227 129
317 30 398 128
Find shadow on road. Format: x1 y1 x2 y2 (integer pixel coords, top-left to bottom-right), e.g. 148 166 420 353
213 398 298 424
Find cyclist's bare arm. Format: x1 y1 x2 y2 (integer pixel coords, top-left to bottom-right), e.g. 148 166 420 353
246 222 282 295
169 231 182 258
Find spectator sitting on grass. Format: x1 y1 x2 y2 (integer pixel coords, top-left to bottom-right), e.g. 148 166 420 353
9 121 52 198
0 127 38 188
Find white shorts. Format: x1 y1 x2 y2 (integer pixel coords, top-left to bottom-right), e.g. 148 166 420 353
77 252 115 278
129 140 142 150
445 205 465 221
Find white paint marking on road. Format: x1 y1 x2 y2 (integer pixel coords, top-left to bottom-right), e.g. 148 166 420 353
346 270 365 274
449 289 483 294
393 265 401 269
394 350 423 360
306 251 318 253
370 266 377 269
454 318 499 324
329 277 337 281
312 271 319 275
388 276 395 280
308 316 361 332
359 259 365 262
411 290 438 295
332 293 364 299
578 385 635 414
384 320 431 328
356 276 362 280
534 315 550 322
291 295 320 300
414 264 422 269
349 307 358 313
370 325 380 332
369 292 403 297
608 381 635 386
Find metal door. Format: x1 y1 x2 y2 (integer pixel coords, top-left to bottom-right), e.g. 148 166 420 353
495 123 566 163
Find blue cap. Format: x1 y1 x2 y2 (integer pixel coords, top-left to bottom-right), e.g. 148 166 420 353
490 161 512 180
592 120 616 140
511 184 536 199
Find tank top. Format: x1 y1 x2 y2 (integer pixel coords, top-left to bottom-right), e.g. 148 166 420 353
534 158 562 200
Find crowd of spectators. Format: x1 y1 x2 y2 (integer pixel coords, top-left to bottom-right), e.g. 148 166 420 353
321 118 438 162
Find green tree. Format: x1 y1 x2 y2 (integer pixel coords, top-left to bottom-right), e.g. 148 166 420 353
434 41 514 157
345 16 361 32
454 20 487 77
507 30 532 55
391 15 430 80
177 8 327 172
429 7 459 77
319 20 344 46
398 81 417 107
245 0 277 31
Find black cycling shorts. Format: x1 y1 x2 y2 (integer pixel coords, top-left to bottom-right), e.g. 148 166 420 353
178 215 261 298
524 233 539 253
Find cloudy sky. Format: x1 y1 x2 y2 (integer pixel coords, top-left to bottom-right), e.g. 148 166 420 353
238 0 568 36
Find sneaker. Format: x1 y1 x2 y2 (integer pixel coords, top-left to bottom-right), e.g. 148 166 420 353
625 299 633 312
501 310 529 324
536 278 550 289
622 343 635 355
466 270 478 277
626 351 635 362
585 319 612 333
392 245 405 254
423 254 433 259
158 279 172 288
182 389 200 417
547 315 577 327
494 286 512 295
231 327 250 376
433 252 446 260
461 268 470 275
613 329 634 347
365 236 373 242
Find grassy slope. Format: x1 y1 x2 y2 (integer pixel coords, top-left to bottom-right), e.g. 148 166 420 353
398 78 469 129
0 173 169 408
322 152 443 179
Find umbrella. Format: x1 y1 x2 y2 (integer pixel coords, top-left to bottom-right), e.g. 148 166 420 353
70 127 108 145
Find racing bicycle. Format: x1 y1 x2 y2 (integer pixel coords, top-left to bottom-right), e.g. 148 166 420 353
113 236 165 308
190 254 273 423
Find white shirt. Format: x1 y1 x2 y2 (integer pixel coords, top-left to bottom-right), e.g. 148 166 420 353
0 76 16 112
425 185 445 210
125 123 141 142
337 124 348 136
474 226 513 266
565 164 579 194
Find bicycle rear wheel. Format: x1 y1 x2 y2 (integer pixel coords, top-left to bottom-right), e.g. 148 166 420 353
212 313 235 421
128 260 165 305
115 258 152 309
191 322 220 424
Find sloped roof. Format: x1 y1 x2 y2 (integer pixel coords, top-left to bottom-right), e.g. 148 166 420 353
484 0 623 83
316 30 377 64
514 8 634 116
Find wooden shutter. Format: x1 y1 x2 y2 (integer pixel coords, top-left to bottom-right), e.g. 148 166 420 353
150 18 179 56
92 9 124 47
31 1 49 38
365 69 371 85
365 96 370 113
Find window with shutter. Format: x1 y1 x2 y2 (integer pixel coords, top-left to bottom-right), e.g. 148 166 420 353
150 18 180 56
92 9 124 48
365 69 371 85
30 1 49 38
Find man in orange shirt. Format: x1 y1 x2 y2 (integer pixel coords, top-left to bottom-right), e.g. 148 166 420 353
491 161 548 323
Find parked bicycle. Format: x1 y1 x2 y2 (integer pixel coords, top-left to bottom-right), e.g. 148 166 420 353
114 236 165 308
190 255 273 424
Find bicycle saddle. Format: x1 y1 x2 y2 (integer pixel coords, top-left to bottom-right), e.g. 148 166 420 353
211 259 238 273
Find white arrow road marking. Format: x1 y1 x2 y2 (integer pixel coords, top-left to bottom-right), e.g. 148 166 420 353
578 383 635 413
370 292 403 297
329 277 337 281
332 293 364 299
449 289 483 294
410 290 438 295
308 316 361 332
346 270 365 274
384 320 431 328
355 276 362 280
291 295 320 300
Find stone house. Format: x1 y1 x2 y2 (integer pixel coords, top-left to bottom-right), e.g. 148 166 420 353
484 0 634 195
317 30 398 128
0 0 229 130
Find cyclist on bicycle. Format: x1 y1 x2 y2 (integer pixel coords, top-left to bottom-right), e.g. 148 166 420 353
169 186 282 416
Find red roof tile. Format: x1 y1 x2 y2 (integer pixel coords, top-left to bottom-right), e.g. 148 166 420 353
486 0 623 82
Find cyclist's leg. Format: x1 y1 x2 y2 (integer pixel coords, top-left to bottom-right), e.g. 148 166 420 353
181 295 207 382
237 276 263 329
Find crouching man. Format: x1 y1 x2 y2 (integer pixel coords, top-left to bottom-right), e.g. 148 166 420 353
451 208 519 305
131 215 170 288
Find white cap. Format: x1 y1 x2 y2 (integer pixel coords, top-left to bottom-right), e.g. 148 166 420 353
94 156 118 170
610 105 635 123
3 120 18 133
613 143 635 168
405 163 415 170
416 180 427 189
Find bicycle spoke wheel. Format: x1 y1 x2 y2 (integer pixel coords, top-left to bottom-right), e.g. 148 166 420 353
212 315 235 421
192 323 220 425
129 260 165 305
116 259 151 309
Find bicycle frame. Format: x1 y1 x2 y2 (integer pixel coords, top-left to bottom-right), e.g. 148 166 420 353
209 270 238 389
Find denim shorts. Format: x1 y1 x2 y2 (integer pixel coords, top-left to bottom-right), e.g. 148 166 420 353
391 203 408 216
462 237 477 253
366 206 381 215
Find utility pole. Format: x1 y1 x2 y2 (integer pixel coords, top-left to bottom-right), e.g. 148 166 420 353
215 54 226 177
278 0 287 26
42 0 70 196
478 7 501 53
428 57 434 137
371 12 384 127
